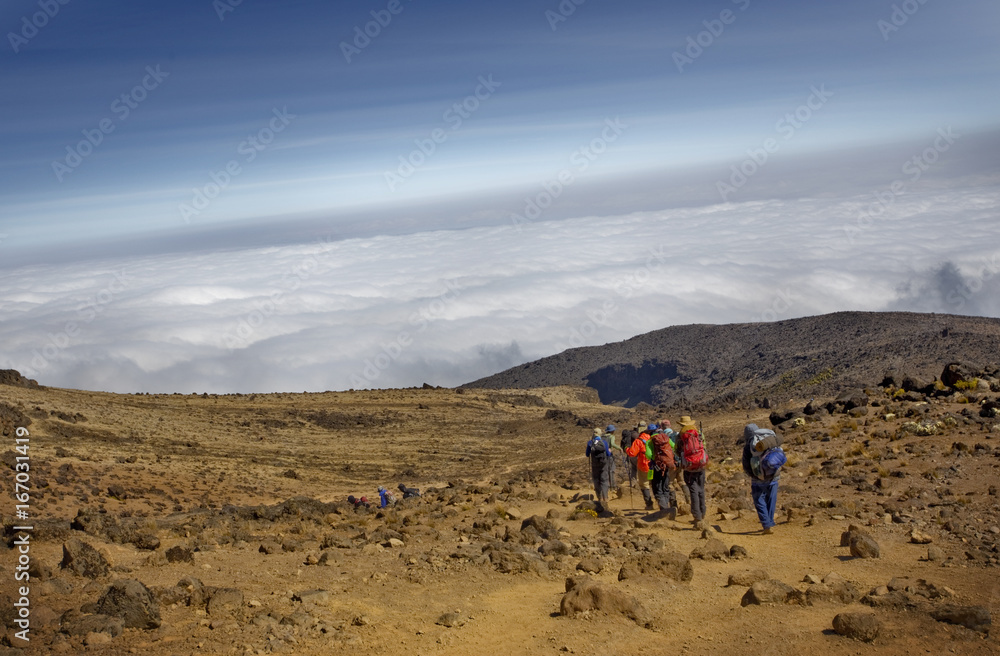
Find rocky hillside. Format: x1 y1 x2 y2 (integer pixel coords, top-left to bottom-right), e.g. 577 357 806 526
467 311 1000 409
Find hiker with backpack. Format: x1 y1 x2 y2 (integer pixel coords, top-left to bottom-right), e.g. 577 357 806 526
397 483 421 499
377 485 396 508
586 427 613 513
742 423 787 534
649 422 677 519
676 416 708 529
604 424 619 491
625 424 655 510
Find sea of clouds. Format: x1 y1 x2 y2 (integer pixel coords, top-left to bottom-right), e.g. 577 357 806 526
2 185 999 394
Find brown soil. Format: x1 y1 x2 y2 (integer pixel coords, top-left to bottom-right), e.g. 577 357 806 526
0 382 998 655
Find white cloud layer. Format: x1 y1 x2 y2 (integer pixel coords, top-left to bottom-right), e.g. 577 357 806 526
2 185 998 394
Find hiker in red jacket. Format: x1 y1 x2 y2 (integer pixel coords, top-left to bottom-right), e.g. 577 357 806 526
625 424 655 510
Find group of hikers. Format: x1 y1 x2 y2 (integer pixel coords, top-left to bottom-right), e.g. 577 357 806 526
586 417 786 534
347 483 421 510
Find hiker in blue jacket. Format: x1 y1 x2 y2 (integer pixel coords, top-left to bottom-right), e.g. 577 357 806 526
586 428 613 513
742 423 784 534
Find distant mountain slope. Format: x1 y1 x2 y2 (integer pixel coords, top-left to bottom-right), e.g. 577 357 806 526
466 312 1000 409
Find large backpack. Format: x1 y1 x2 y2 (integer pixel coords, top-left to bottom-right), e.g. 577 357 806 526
650 433 674 471
749 428 786 479
679 429 708 471
589 437 610 470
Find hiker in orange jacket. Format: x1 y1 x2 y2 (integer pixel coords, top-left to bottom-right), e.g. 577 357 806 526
625 424 655 509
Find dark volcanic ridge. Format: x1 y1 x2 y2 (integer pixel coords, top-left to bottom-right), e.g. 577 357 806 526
467 311 1000 410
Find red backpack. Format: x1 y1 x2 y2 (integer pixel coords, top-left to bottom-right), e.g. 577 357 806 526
679 429 708 471
650 433 675 471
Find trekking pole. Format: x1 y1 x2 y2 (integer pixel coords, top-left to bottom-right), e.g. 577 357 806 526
625 454 634 511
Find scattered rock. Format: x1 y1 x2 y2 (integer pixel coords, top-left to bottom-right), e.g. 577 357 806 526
930 605 991 633
926 546 945 562
436 612 465 628
165 546 194 563
292 589 330 605
849 533 880 559
60 539 110 579
560 576 652 628
727 570 769 587
729 545 748 560
910 529 933 545
618 551 693 583
832 612 881 643
60 611 124 637
740 580 799 606
207 588 244 616
95 579 161 629
576 558 602 574
690 538 729 561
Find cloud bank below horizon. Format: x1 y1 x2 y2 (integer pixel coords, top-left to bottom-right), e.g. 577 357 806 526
2 185 998 394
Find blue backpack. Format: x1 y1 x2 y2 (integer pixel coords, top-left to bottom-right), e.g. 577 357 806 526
749 428 786 479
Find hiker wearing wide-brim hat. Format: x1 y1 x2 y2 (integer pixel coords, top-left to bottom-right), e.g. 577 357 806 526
675 415 708 529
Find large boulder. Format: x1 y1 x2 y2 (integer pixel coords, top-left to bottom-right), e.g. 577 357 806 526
832 612 880 643
95 580 161 629
60 539 110 579
560 576 652 628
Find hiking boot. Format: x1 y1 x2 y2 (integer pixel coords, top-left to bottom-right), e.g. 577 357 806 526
762 526 773 535
645 501 655 511
667 508 677 521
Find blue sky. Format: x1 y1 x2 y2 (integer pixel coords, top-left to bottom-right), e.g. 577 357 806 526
1 0 999 392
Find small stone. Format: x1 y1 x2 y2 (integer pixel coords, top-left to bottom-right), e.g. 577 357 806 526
926 546 945 562
436 612 465 628
803 574 823 585
387 538 405 549
910 530 933 545
84 631 113 647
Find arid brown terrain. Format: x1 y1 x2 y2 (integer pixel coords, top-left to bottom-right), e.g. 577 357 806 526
0 365 998 655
